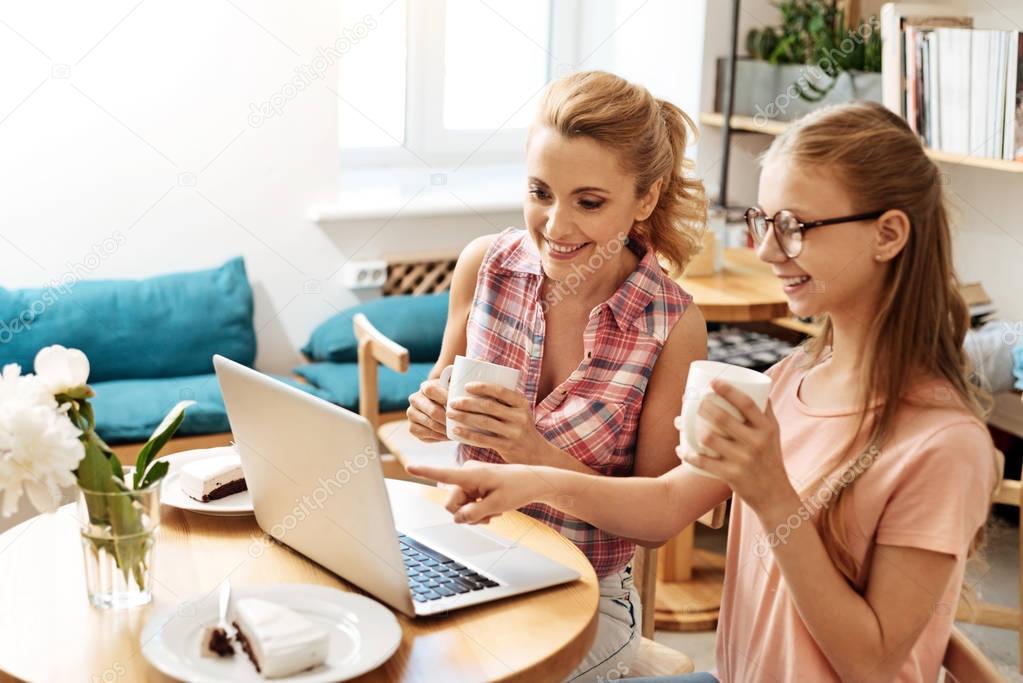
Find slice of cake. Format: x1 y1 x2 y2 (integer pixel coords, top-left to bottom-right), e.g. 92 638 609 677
200 624 235 658
232 598 329 679
179 453 247 502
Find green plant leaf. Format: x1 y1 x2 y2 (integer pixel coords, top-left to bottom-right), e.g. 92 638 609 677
133 400 195 488
108 453 124 482
105 487 147 585
140 460 169 489
76 441 114 524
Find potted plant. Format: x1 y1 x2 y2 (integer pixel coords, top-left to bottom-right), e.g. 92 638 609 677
0 345 193 608
716 0 883 123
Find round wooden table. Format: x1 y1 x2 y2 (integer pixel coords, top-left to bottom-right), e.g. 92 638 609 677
0 480 598 682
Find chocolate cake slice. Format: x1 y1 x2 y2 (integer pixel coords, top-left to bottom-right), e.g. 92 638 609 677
179 453 247 502
200 625 235 658
232 598 329 679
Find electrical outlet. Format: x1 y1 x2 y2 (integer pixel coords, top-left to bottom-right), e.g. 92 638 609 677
340 260 387 290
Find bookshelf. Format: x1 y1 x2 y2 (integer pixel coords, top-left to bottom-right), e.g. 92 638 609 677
699 112 1023 173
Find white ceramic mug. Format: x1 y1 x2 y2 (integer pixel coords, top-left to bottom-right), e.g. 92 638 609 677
439 355 521 443
679 360 772 478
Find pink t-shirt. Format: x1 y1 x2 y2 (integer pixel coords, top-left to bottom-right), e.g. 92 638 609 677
716 350 998 682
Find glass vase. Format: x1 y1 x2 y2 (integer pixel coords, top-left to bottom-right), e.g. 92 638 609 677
77 479 161 609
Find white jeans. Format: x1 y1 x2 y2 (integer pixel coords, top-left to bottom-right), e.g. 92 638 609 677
564 563 642 683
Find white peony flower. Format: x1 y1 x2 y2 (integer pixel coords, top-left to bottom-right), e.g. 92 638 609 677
34 345 90 395
0 363 85 517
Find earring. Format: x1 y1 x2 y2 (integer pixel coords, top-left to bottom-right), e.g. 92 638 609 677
874 254 882 261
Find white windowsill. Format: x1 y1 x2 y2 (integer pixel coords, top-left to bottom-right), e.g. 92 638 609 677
309 164 524 224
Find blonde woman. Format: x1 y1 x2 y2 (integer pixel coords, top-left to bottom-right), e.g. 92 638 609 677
412 102 1001 682
405 71 708 681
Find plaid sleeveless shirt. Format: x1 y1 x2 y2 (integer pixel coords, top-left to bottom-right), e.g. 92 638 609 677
461 228 692 578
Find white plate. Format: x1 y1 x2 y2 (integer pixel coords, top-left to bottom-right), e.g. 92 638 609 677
141 583 402 682
160 447 254 516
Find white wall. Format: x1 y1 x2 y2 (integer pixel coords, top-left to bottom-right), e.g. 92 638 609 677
696 0 1023 321
0 0 711 374
1 0 350 373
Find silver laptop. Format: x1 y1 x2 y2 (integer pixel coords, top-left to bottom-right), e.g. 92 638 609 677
213 355 579 617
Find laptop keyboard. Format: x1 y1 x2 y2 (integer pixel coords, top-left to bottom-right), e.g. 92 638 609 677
398 534 500 603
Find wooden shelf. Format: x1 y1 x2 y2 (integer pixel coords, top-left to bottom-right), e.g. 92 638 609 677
700 112 790 137
699 112 1023 173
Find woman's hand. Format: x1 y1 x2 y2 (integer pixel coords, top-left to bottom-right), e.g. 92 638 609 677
407 460 547 524
676 380 799 519
447 382 551 465
406 370 451 442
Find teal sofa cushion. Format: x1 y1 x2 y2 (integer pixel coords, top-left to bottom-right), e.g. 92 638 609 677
0 258 255 382
293 362 432 412
91 372 331 444
302 293 448 363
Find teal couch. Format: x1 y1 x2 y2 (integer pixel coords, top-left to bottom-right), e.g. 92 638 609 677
0 258 325 444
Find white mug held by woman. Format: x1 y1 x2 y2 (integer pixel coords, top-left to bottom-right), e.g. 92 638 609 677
439 356 521 443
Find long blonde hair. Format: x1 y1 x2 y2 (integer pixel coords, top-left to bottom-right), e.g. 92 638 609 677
763 101 995 588
534 70 707 276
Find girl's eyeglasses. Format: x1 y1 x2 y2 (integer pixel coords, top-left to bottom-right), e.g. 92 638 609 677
744 207 886 258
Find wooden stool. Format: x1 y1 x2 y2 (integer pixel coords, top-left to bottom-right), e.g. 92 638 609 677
629 504 726 677
654 502 728 632
631 545 695 678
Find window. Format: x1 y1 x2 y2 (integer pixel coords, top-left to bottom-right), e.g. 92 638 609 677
338 0 581 169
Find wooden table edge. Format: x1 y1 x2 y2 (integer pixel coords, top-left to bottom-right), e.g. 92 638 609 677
0 481 601 683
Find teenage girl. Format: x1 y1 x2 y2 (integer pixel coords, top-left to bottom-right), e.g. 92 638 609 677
411 101 1001 682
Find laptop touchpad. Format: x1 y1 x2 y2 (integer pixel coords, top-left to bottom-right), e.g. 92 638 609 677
413 524 510 557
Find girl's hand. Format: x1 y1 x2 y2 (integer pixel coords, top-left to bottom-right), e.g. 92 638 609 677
407 461 545 524
447 382 550 465
406 370 451 442
675 380 798 518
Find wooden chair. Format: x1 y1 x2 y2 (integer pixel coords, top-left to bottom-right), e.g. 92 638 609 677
353 312 423 480
353 310 460 478
943 627 1005 682
627 503 727 678
955 449 1021 672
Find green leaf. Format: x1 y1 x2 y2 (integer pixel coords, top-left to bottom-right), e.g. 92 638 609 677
133 400 195 488
91 431 116 458
140 460 169 489
76 441 114 524
108 454 124 483
105 488 147 585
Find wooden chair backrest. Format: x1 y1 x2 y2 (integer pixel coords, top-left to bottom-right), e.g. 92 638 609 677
353 312 409 429
634 500 729 639
353 252 457 428
942 627 1004 682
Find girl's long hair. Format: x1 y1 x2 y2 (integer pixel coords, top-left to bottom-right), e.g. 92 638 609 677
763 101 996 588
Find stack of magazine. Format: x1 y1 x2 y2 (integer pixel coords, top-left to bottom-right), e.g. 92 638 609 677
880 3 1022 161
